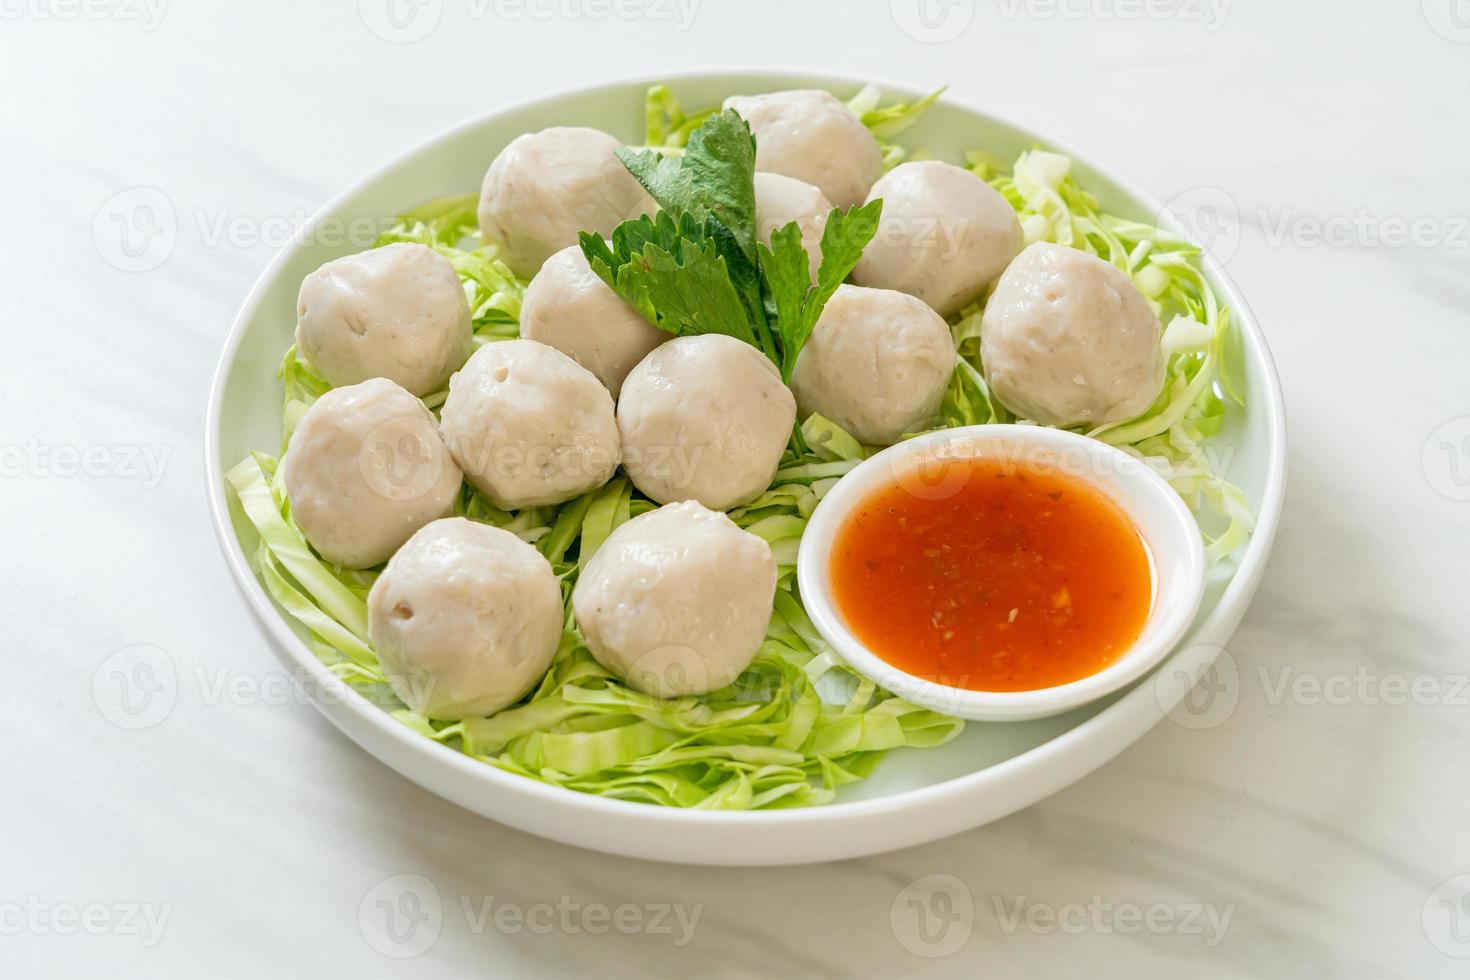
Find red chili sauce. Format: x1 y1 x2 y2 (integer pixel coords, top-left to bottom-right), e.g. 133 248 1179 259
829 455 1152 692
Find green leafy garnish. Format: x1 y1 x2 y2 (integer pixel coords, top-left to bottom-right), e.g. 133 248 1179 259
617 110 760 264
581 212 759 349
759 199 883 379
584 110 777 360
584 108 880 381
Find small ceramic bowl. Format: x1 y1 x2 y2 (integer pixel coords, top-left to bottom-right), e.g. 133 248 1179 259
797 424 1208 722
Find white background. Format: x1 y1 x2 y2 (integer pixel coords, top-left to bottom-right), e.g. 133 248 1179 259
4 0 1470 976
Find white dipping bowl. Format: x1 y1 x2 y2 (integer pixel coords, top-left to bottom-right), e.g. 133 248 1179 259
798 425 1207 723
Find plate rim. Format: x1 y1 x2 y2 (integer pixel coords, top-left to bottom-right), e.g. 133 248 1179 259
204 67 1287 844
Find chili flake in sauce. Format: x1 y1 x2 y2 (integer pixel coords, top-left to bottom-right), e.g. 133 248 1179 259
829 455 1152 692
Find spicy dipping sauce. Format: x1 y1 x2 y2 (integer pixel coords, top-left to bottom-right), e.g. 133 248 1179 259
829 455 1152 692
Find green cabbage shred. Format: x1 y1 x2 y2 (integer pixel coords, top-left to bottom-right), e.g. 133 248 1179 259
226 435 962 809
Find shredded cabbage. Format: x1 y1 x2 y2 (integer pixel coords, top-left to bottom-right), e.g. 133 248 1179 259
225 82 1254 809
642 83 717 150
227 444 963 809
846 83 945 168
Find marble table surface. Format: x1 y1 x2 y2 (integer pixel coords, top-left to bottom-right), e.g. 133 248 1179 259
5 1 1468 976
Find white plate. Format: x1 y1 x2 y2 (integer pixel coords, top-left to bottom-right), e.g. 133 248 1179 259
205 70 1287 866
